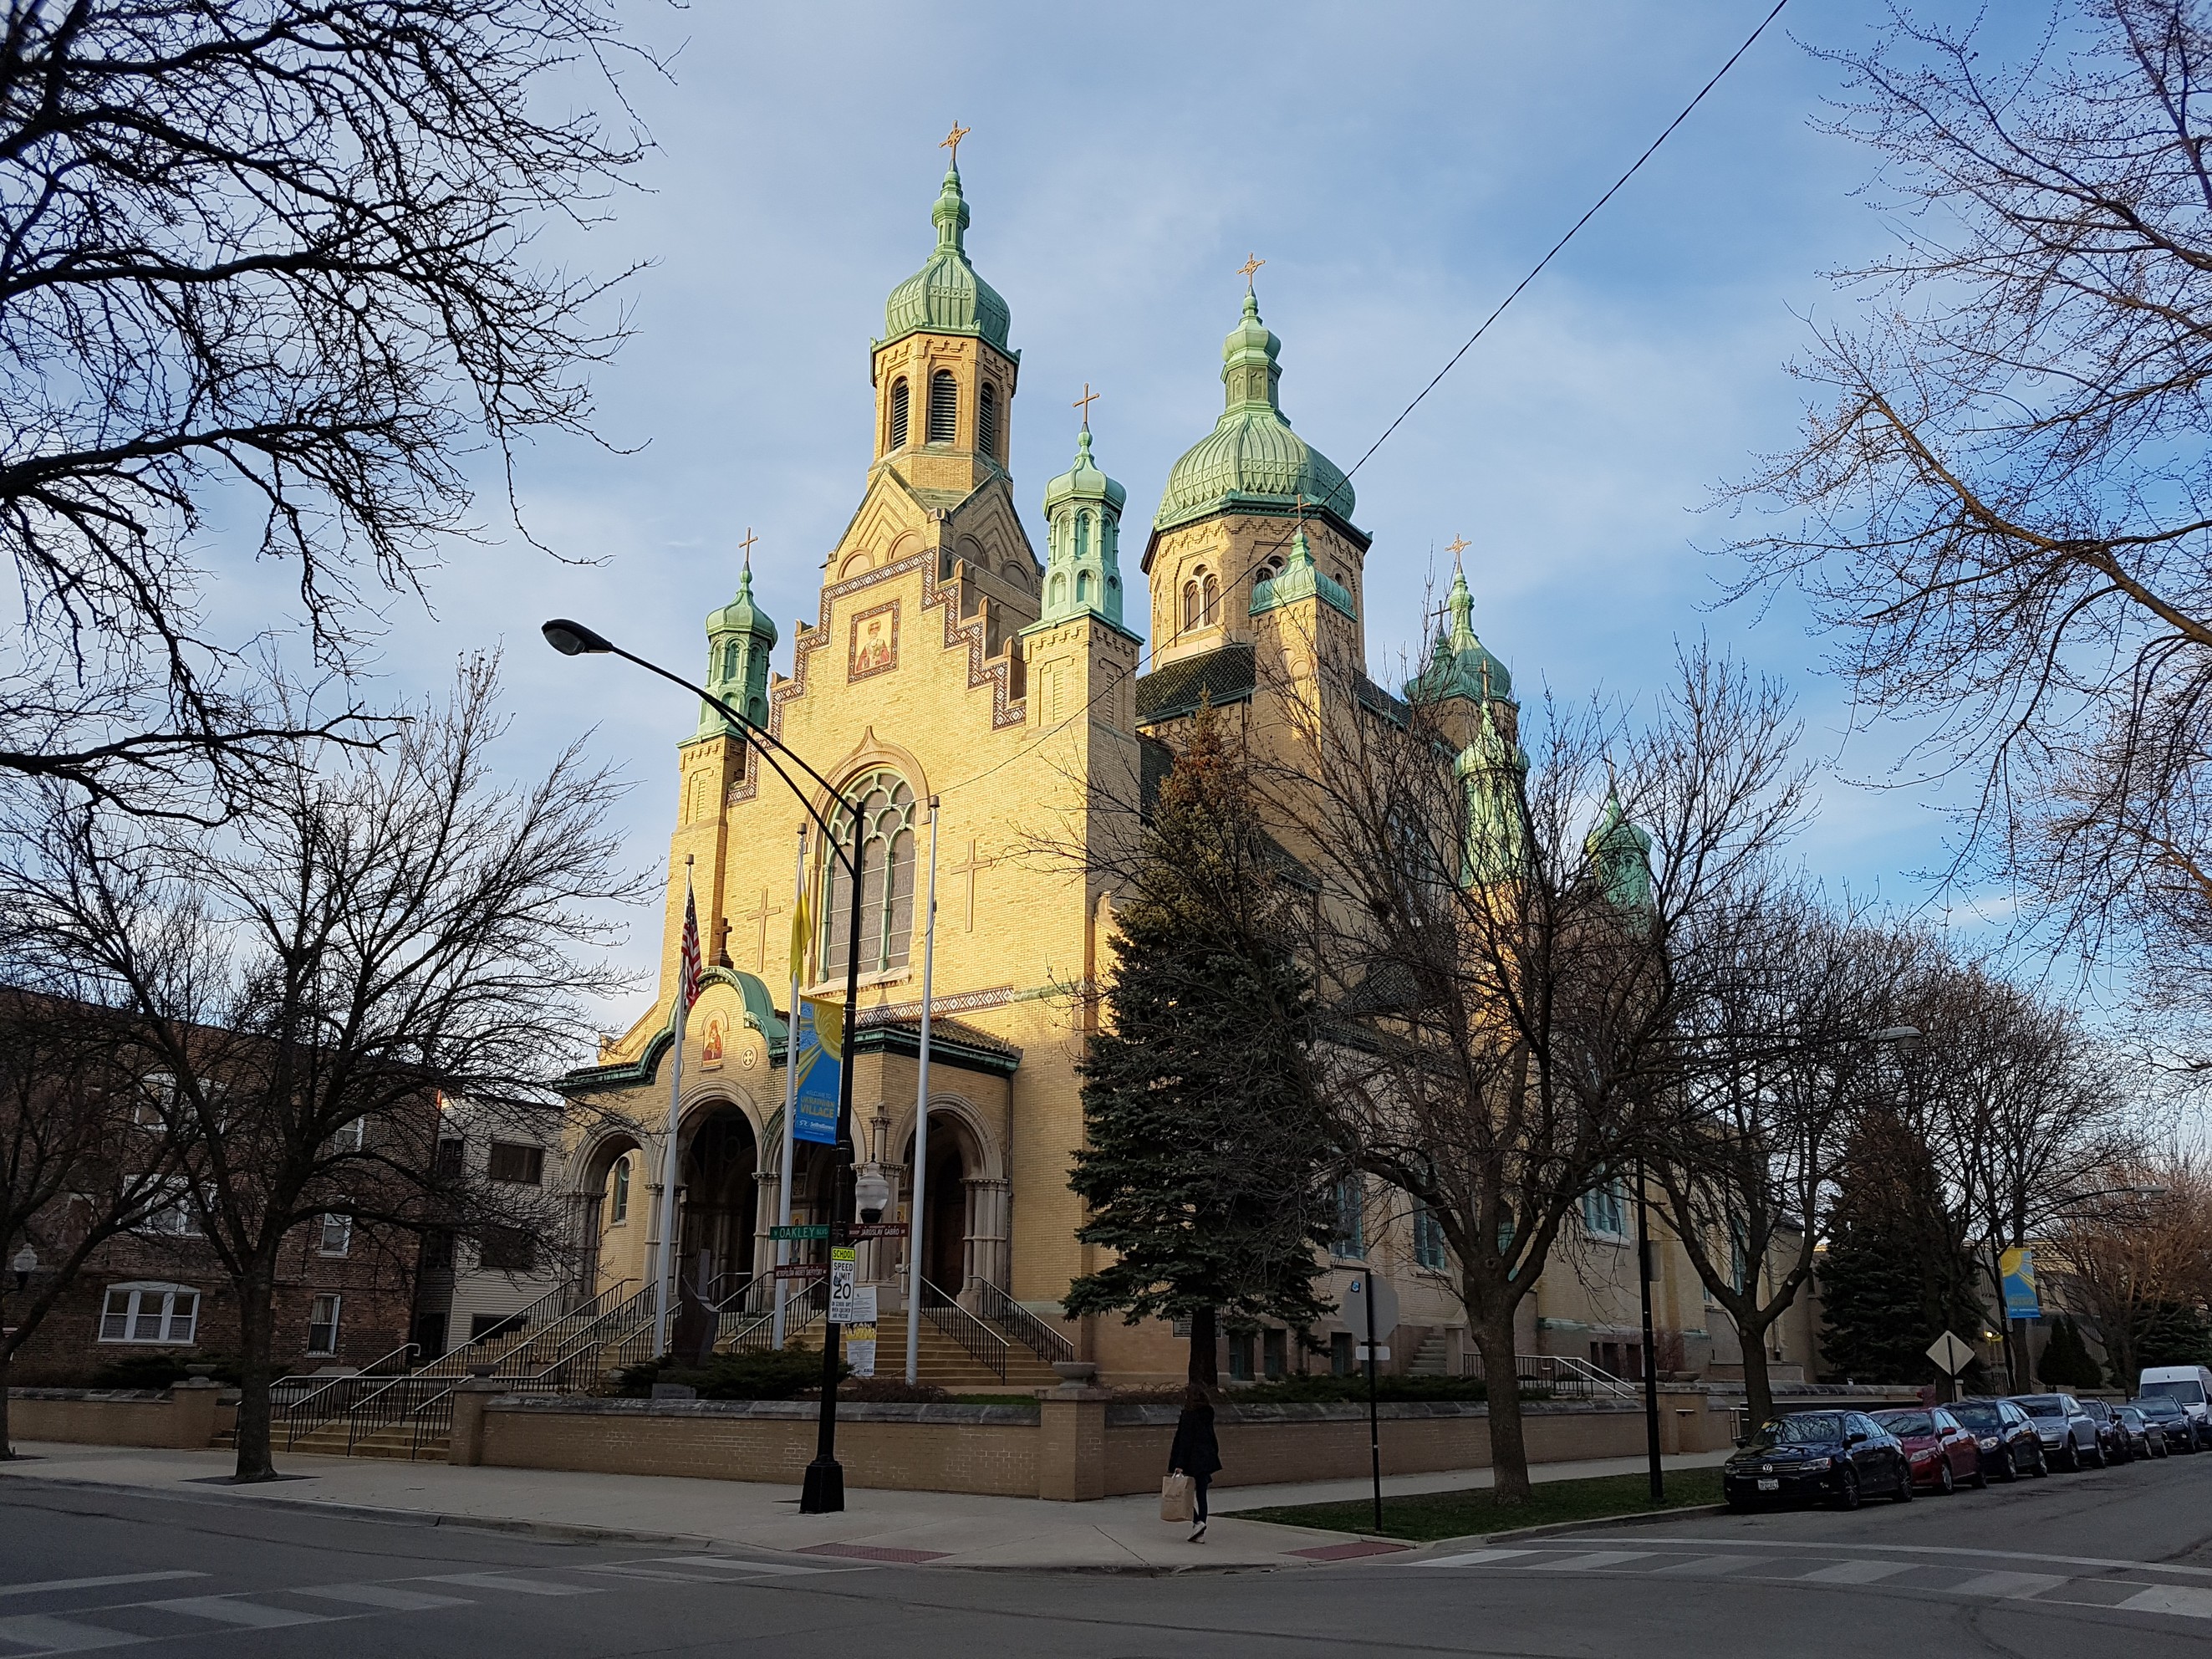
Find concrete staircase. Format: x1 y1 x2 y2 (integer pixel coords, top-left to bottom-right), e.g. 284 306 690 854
1410 1329 1452 1376
779 1313 1061 1394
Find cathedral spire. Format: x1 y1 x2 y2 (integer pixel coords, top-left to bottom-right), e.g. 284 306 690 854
1040 419 1128 629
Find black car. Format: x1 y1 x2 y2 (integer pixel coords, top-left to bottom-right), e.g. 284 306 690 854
2136 1394 2201 1452
1948 1396 2049 1482
2080 1398 2134 1464
2116 1406 2168 1459
1724 1410 1914 1511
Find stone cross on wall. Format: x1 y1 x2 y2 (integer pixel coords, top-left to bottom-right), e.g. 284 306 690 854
948 836 996 932
737 885 784 974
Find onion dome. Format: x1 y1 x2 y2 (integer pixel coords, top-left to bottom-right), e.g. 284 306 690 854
701 556 777 737
882 162 1011 351
1455 699 1529 885
1154 292 1353 533
1406 562 1513 707
1586 786 1654 911
1039 426 1129 629
1251 524 1357 621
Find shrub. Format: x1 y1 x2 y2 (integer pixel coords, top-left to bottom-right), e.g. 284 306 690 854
614 1347 847 1401
86 1353 242 1390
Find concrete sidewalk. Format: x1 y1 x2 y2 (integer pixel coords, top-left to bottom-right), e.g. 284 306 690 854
0 1441 1730 1573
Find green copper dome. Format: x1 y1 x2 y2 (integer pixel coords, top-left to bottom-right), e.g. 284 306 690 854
1251 524 1357 621
1044 426 1127 517
706 559 777 647
1455 699 1529 886
1406 563 1513 706
1154 292 1353 532
1586 786 1654 911
882 163 1011 351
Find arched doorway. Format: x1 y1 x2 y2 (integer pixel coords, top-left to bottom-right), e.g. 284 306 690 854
678 1106 758 1300
901 1110 973 1297
579 1134 644 1298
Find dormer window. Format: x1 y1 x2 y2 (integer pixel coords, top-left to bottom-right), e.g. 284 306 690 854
980 382 998 457
928 370 958 443
889 377 910 448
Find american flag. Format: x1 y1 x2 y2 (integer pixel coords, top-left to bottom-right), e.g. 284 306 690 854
678 876 702 1014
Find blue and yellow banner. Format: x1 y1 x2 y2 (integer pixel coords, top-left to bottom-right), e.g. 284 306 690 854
793 996 843 1146
2000 1247 2040 1320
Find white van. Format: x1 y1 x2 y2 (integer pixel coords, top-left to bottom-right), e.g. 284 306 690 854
2138 1365 2212 1444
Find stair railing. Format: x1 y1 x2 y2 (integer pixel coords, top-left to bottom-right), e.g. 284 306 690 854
920 1278 1010 1382
1460 1351 1636 1401
726 1277 825 1352
275 1340 418 1447
974 1282 1073 1367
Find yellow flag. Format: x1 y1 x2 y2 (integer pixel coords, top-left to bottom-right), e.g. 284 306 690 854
789 882 811 983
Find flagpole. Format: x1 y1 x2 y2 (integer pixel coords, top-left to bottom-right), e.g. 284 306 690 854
906 798 941 1385
652 856 696 1360
774 824 806 1349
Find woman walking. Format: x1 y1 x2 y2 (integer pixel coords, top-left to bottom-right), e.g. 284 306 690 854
1169 1385 1222 1543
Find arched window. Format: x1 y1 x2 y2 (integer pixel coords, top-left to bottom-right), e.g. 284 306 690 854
928 370 958 443
822 769 918 976
889 377 910 449
720 639 740 682
1181 578 1201 631
1074 512 1090 561
609 1156 630 1224
1201 571 1221 624
1049 573 1066 608
1076 570 1093 603
979 382 998 456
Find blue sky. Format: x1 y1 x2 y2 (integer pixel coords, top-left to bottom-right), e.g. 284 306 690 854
235 0 2033 1006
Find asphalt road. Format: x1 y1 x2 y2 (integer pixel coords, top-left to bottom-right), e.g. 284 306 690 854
4 1452 2212 1656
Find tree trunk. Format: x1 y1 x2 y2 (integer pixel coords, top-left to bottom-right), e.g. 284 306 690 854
1736 1320 1776 1432
232 1259 280 1482
1473 1306 1532 1503
1187 1306 1218 1390
0 1345 13 1461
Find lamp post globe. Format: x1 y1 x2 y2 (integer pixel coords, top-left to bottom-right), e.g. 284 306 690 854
9 1243 35 1291
854 1168 893 1226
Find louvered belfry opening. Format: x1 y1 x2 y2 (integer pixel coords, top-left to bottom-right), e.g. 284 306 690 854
928 370 958 443
889 377 910 448
979 381 998 457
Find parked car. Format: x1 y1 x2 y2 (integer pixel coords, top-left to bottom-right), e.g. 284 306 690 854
2012 1393 2105 1469
1724 1410 1914 1511
2139 1365 2212 1447
2079 1398 2134 1464
2115 1405 2168 1459
1949 1397 2049 1482
1873 1406 1985 1493
2136 1392 2200 1452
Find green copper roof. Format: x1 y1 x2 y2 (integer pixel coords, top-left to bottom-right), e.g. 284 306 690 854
1455 699 1529 885
1043 426 1126 516
1037 426 1131 630
1586 786 1654 911
706 558 777 646
1154 292 1353 533
1406 563 1512 706
1251 525 1358 621
882 163 1011 352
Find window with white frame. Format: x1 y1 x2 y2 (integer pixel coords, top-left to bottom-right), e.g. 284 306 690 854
1581 1177 1628 1240
325 1117 365 1153
1412 1203 1450 1273
307 1294 342 1355
140 1183 204 1237
99 1284 199 1344
133 1072 176 1128
319 1212 353 1256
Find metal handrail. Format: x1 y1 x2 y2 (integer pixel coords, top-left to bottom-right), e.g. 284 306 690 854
276 1340 420 1447
921 1278 1009 1382
1460 1350 1638 1400
726 1279 826 1352
974 1283 1073 1366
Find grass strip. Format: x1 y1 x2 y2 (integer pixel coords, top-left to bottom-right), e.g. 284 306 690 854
1238 1467 1725 1542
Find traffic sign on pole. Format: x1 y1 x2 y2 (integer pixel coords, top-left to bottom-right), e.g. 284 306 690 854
1926 1330 1977 1377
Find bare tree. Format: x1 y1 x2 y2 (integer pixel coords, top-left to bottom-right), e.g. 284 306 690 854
2046 1155 2212 1387
1724 0 2212 1034
1 659 643 1478
1276 640 1811 1503
0 0 651 814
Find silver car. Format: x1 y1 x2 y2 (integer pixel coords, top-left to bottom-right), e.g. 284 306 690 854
2011 1393 2105 1470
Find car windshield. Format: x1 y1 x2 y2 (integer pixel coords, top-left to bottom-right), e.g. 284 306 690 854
1876 1411 1933 1436
2119 1408 2145 1425
2142 1380 2207 1406
1950 1402 2000 1430
2015 1395 2067 1417
1753 1413 1845 1446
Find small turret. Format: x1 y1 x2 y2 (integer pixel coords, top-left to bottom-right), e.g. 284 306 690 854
1456 698 1529 886
701 553 778 737
1040 424 1128 628
1586 786 1654 911
1251 523 1357 622
1406 559 1514 707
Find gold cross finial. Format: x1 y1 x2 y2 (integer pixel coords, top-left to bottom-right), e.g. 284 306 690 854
738 527 760 566
940 121 971 164
1073 382 1098 427
1445 533 1470 561
1237 252 1265 290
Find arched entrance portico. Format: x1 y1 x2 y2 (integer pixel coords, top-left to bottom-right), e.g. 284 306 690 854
677 1103 759 1299
577 1132 645 1298
894 1101 1007 1299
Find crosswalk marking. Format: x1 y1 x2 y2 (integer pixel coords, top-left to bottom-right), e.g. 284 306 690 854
1526 1551 1654 1572
578 1566 728 1584
425 1573 601 1597
292 1585 473 1611
1654 1555 1765 1576
1948 1570 2068 1600
0 1614 138 1654
1801 1559 1918 1585
654 1556 838 1577
2120 1586 2212 1620
1412 1549 1537 1570
146 1595 329 1629
0 1575 204 1601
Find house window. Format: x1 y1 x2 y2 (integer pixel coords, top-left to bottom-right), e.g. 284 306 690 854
480 1228 537 1273
609 1155 630 1224
821 768 918 977
307 1294 342 1356
434 1138 465 1180
1582 1177 1628 1239
1413 1204 1449 1273
142 1184 203 1237
99 1284 200 1344
979 381 998 456
927 370 958 443
134 1072 176 1127
319 1212 353 1257
1229 1331 1255 1382
487 1142 544 1186
324 1117 364 1153
1263 1328 1288 1379
1330 1330 1356 1376
889 376 910 448
1331 1175 1365 1259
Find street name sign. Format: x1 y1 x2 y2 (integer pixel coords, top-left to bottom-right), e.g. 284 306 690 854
770 1224 831 1241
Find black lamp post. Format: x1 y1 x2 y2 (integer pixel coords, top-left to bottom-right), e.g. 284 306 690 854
543 617 869 1514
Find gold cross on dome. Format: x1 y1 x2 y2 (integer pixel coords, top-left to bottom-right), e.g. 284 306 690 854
1237 252 1265 290
1445 534 1470 560
738 527 760 564
1073 383 1098 427
940 121 971 163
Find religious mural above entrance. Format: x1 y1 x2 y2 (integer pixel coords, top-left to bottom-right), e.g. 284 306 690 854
849 599 900 681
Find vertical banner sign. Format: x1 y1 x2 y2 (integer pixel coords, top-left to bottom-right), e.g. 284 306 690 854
2000 1248 2040 1320
844 1286 879 1376
828 1247 859 1324
793 997 843 1146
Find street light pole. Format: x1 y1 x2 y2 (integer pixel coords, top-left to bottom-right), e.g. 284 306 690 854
1635 1158 1663 1504
541 617 868 1514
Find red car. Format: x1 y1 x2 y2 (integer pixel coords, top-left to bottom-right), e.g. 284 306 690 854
1873 1406 1987 1494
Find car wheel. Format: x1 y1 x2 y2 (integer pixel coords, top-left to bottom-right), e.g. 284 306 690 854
1936 1461 1955 1496
1970 1456 1989 1490
2060 1440 2079 1472
1893 1460 1915 1502
2086 1437 2105 1469
2032 1446 2051 1478
1999 1447 2021 1483
1833 1467 1862 1511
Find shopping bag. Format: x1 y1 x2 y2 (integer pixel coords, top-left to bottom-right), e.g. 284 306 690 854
1160 1473 1194 1523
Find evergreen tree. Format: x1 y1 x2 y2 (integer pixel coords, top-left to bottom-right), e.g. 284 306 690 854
2036 1315 2104 1391
2138 1302 2212 1371
1819 1109 1987 1386
1064 709 1337 1386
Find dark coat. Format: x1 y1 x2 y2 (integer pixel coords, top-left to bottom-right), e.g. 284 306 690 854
1169 1404 1222 1478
